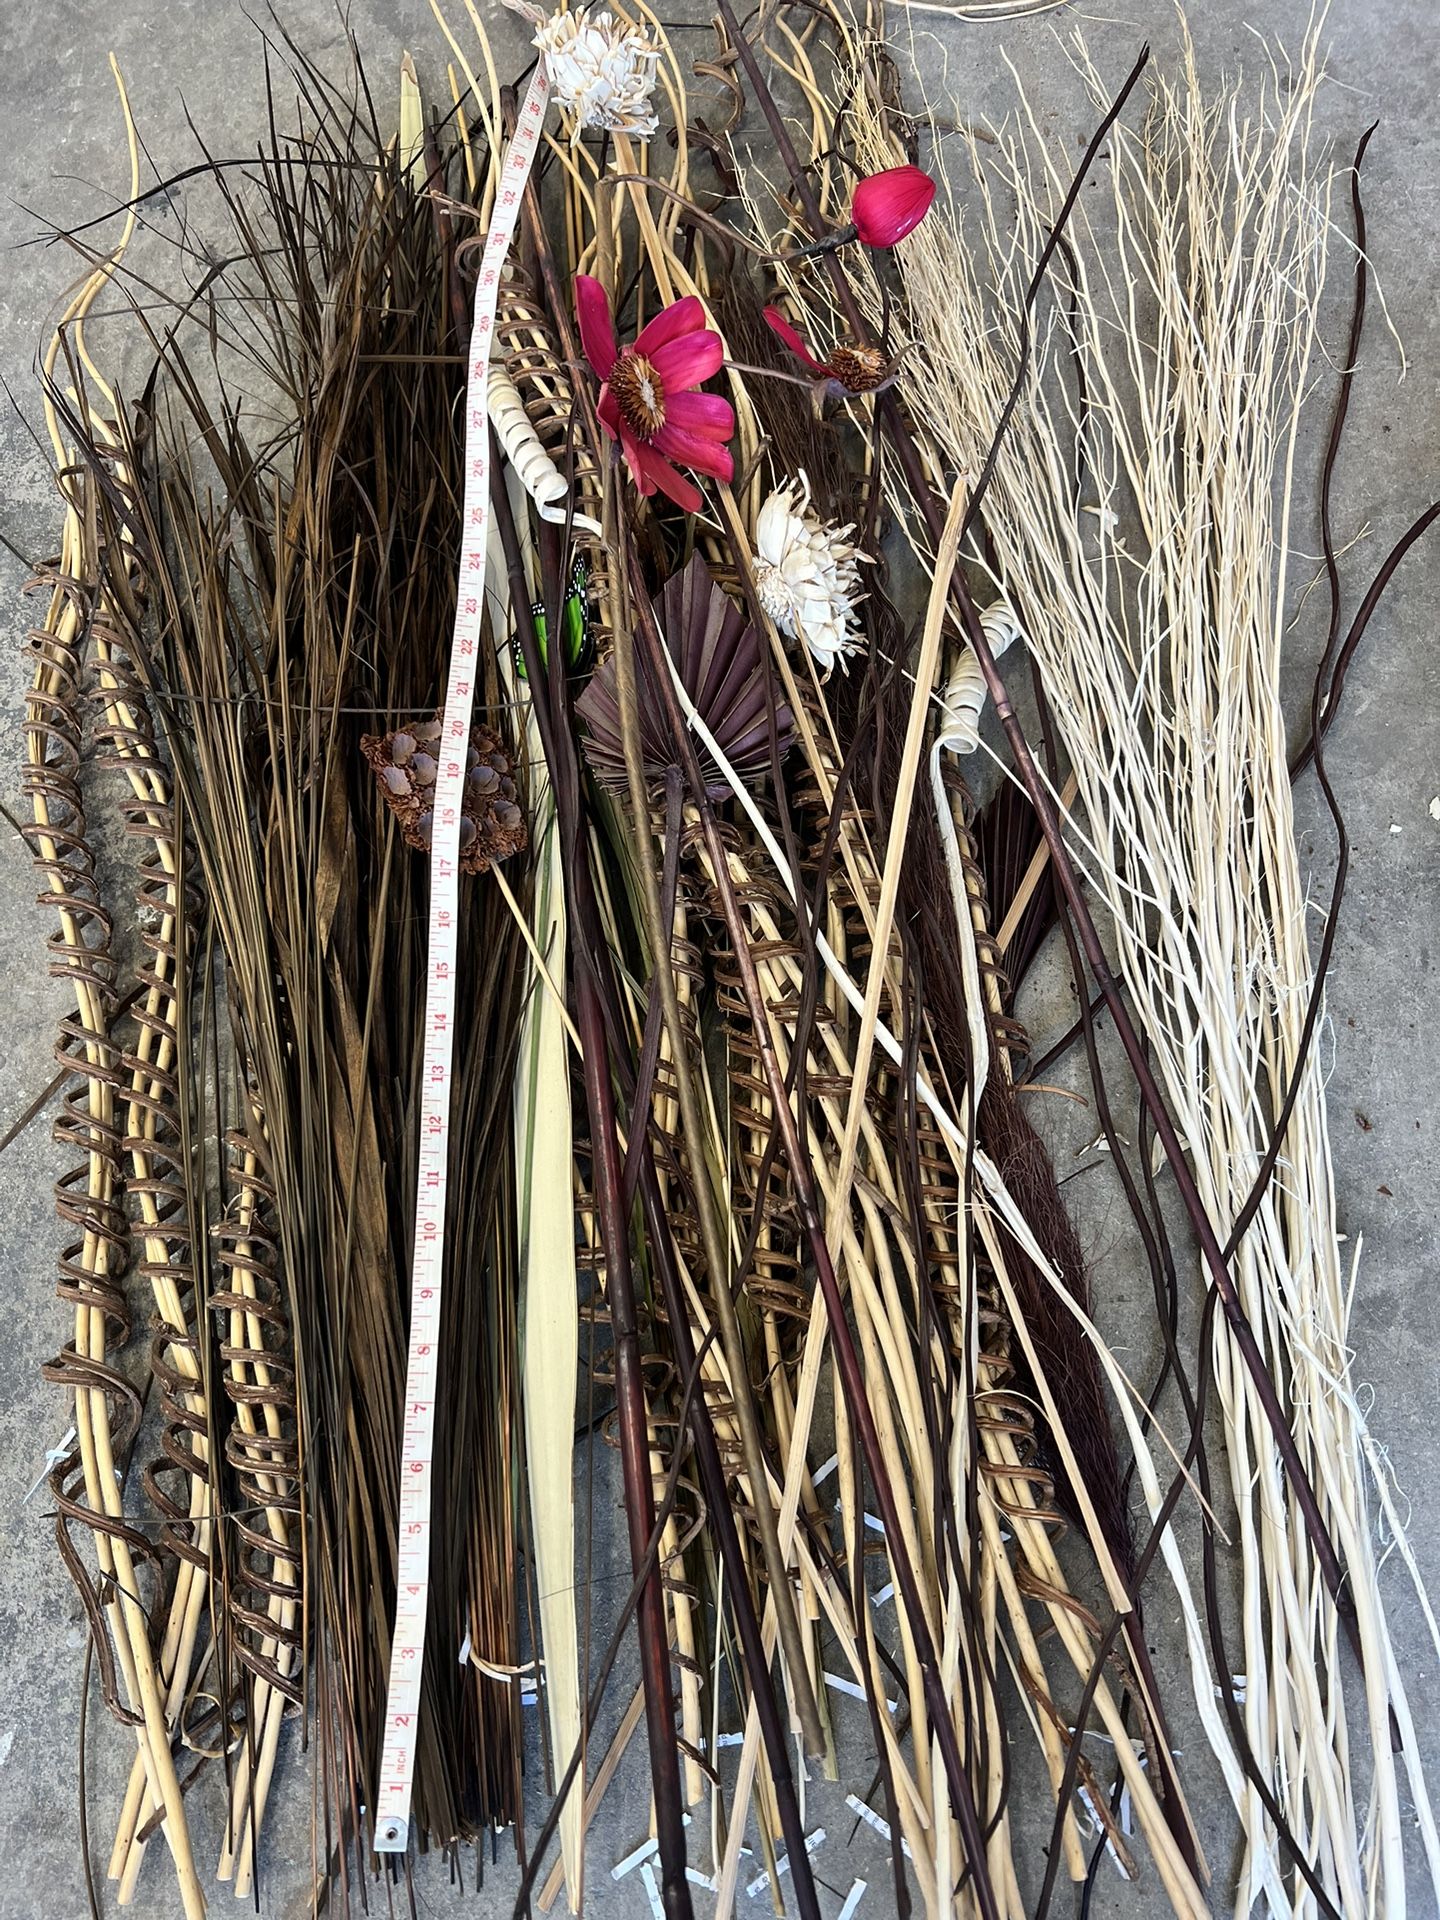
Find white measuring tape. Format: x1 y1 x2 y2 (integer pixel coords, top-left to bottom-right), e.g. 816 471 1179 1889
374 62 551 1855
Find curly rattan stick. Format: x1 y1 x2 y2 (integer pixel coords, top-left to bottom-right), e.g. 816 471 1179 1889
25 441 205 1920
211 1122 301 1895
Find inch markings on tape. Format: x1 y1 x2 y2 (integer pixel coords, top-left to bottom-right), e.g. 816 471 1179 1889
373 63 551 1857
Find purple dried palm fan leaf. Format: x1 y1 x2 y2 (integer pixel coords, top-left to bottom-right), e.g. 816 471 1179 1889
577 554 791 798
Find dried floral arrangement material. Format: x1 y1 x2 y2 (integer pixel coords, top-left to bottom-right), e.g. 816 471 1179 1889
362 718 527 869
755 9 1440 1913
752 474 867 675
10 4 1435 1917
577 555 792 795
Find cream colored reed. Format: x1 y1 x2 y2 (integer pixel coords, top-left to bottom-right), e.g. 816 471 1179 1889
811 19 1440 1914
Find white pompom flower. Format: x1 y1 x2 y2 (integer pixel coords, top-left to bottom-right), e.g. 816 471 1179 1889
533 7 661 139
752 472 867 677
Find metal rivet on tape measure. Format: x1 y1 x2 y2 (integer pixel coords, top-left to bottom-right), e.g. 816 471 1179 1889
372 60 552 1856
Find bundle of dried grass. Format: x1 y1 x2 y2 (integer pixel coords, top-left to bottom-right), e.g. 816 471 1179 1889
12 6 1432 1918
21 44 539 1909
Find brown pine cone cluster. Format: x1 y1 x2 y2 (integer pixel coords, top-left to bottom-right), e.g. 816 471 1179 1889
361 716 526 873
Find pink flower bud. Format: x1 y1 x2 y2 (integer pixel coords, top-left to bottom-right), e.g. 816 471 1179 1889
850 165 936 248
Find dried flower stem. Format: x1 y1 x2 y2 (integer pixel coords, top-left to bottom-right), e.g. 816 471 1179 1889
676 668 1212 1916
490 463 695 1920
716 0 1355 1687
599 433 827 1772
624 545 1004 1920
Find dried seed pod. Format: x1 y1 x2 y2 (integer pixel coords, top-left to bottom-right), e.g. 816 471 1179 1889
828 343 893 392
361 716 528 873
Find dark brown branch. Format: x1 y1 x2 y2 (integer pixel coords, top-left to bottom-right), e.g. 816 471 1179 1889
624 544 1003 1920
713 0 1357 1647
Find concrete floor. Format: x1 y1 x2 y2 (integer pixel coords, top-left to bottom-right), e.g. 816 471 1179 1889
0 1 1436 1915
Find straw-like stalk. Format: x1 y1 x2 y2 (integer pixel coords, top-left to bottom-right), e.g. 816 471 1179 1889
685 805 1203 1912
26 466 209 1894
843 21 1440 1912
24 502 206 1920
55 215 225 1912
210 1116 301 1898
19 64 213 1918
496 511 586 1910
92 484 215 1910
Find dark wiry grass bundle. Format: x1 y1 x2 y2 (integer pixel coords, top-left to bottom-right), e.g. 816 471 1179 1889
33 44 534 1903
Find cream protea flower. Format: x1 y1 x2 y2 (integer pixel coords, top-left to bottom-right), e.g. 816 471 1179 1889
752 472 866 676
533 7 660 138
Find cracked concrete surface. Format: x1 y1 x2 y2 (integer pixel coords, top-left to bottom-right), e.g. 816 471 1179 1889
0 1 1435 1914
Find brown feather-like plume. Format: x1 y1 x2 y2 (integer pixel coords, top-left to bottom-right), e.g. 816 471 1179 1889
974 775 1056 1010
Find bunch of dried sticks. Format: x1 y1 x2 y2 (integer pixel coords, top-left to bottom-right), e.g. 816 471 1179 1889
12 5 1436 1917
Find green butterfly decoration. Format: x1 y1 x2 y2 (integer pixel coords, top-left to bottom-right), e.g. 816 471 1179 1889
517 555 591 680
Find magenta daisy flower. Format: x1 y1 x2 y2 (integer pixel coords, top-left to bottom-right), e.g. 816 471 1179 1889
574 275 735 514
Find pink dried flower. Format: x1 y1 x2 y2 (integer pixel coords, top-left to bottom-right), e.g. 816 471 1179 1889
574 275 735 514
850 166 936 248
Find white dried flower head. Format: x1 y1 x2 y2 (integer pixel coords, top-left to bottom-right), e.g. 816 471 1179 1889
752 472 866 677
534 7 660 138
